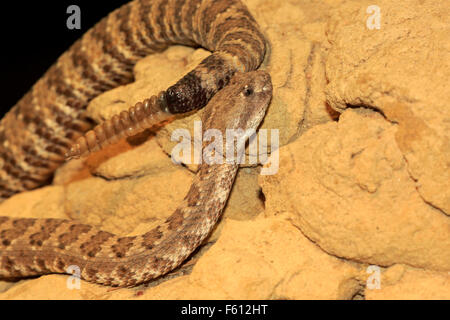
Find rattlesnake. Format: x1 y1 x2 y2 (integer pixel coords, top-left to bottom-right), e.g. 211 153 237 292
0 0 271 287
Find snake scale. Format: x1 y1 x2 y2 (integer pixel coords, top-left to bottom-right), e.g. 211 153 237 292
0 0 271 287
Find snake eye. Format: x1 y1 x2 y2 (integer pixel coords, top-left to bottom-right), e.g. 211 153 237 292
243 86 254 97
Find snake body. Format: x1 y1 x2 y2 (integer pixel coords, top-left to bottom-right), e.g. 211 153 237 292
0 0 266 199
0 0 270 287
0 70 272 287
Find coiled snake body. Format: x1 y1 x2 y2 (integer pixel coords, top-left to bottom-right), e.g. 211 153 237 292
0 0 271 287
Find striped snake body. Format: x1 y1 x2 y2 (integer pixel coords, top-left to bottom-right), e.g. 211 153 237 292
0 0 270 287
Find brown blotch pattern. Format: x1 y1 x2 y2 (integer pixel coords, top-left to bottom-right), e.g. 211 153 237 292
54 257 67 272
29 219 66 247
141 226 164 250
112 236 137 258
57 223 92 249
0 217 9 226
165 208 186 231
1 256 16 275
79 231 114 257
1 219 36 245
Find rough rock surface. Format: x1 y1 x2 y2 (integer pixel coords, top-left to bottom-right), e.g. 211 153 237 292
364 264 450 300
0 0 449 299
260 109 450 271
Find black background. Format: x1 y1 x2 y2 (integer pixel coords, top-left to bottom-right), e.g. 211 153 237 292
0 299 439 315
0 1 130 117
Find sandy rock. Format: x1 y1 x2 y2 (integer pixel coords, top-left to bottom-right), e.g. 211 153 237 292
325 0 450 214
0 276 113 300
224 167 265 221
365 264 450 300
0 186 66 220
260 109 450 272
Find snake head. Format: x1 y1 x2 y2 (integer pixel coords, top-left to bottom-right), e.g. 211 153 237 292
202 70 273 133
